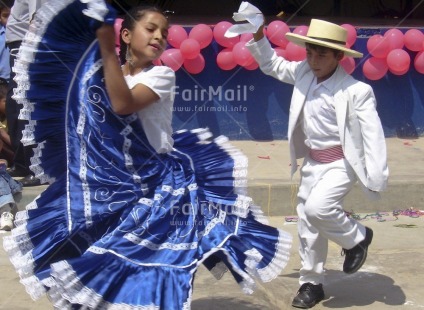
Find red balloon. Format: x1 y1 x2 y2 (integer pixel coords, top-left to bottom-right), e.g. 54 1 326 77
216 48 237 70
293 25 308 36
367 35 390 58
384 28 404 50
414 51 424 74
180 38 200 59
244 59 259 70
285 42 306 61
341 24 357 48
213 21 239 48
274 47 287 58
340 56 356 74
152 58 162 66
114 18 123 47
240 33 253 42
387 49 410 75
232 41 254 66
189 24 213 49
160 48 184 71
168 25 188 48
266 20 290 48
183 54 205 74
404 29 424 52
362 57 388 80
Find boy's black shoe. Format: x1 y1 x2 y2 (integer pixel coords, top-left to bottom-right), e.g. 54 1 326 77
342 227 373 274
292 283 325 309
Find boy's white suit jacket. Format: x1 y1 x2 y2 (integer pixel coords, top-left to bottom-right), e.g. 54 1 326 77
247 38 389 199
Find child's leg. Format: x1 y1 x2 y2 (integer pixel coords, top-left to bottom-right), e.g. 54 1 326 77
297 198 329 285
296 157 366 284
302 159 366 249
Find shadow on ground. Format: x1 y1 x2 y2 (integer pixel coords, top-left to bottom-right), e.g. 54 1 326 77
192 297 265 310
323 270 406 308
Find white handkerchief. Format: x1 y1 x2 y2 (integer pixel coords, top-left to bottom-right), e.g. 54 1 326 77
225 2 264 38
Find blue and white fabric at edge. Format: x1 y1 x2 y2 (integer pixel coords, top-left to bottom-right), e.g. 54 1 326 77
3 1 292 309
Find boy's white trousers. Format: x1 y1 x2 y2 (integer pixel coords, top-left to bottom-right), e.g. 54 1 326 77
296 156 367 285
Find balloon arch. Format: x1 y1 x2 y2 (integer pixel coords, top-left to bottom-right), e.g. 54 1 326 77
114 18 424 78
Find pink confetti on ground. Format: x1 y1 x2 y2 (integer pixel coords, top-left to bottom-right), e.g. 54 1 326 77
257 156 270 159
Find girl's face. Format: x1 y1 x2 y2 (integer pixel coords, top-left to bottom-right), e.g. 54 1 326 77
306 45 343 83
122 11 168 64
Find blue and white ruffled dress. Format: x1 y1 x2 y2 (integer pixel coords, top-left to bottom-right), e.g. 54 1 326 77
3 1 292 309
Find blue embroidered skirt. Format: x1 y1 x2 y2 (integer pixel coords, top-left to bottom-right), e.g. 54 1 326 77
3 1 292 309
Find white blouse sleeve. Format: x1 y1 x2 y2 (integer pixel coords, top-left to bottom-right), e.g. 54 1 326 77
129 66 175 100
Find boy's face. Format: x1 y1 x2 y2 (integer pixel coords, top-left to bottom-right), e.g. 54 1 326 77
0 7 11 26
306 45 343 83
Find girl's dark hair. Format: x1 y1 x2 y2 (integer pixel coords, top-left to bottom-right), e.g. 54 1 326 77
118 6 166 65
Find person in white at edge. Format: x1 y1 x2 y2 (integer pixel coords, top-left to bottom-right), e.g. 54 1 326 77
246 18 389 308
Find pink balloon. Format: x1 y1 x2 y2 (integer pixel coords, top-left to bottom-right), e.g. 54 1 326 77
232 41 254 66
189 24 213 49
340 56 356 74
362 57 388 80
285 42 306 61
183 54 205 74
367 35 390 58
114 18 123 46
244 59 259 70
414 51 424 74
216 48 237 70
266 20 290 48
152 58 162 66
213 21 239 48
168 25 188 48
387 49 410 75
274 47 287 58
404 29 424 52
180 38 200 59
341 24 357 47
240 33 254 42
160 48 184 71
293 25 308 36
384 28 404 50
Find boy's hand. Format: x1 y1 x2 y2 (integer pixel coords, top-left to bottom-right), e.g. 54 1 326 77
253 23 265 41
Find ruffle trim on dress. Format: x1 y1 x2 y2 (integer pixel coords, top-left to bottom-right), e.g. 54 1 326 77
257 229 292 282
44 254 194 310
179 128 252 218
12 0 110 184
12 0 72 184
3 218 46 300
47 261 161 310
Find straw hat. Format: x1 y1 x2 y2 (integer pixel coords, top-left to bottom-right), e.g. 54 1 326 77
285 19 363 58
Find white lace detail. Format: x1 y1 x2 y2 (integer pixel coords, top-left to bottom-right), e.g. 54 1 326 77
2 216 47 300
187 183 198 191
138 197 154 206
200 210 226 238
125 234 199 251
12 0 76 181
48 260 161 309
256 229 292 282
